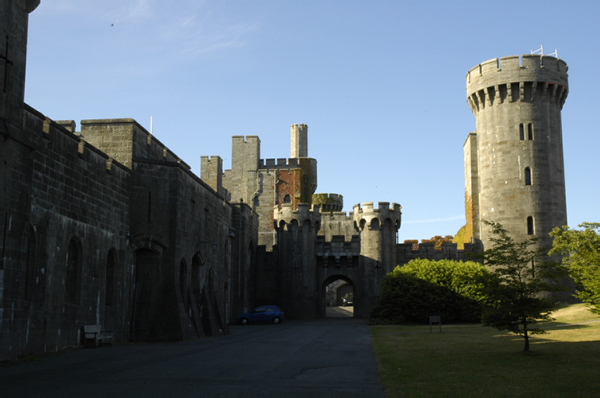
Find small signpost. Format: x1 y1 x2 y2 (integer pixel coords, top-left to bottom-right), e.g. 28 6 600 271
429 315 441 333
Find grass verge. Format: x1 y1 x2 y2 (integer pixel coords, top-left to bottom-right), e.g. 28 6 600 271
371 303 600 396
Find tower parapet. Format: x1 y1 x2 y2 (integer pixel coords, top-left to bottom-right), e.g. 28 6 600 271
466 55 568 114
312 193 343 213
274 203 321 230
352 202 402 231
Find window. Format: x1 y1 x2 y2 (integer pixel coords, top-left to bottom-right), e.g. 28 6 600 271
519 124 524 140
524 167 532 186
66 238 81 304
180 258 187 299
105 250 116 306
528 123 534 140
283 195 291 204
527 217 534 235
24 227 36 301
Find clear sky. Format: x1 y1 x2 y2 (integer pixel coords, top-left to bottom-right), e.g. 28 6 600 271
24 0 600 243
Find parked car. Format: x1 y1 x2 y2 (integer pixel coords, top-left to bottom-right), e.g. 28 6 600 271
237 305 285 325
342 297 353 307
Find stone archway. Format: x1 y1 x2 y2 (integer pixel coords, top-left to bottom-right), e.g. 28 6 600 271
321 274 355 318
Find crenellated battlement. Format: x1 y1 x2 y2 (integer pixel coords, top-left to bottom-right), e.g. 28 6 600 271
466 55 569 113
397 241 479 265
32 114 129 175
80 118 190 170
274 203 321 229
312 193 343 212
352 201 402 231
259 157 317 169
232 135 260 144
320 211 353 223
315 235 360 260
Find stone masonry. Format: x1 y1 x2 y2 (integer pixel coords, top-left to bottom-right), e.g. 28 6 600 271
462 54 568 250
1 1 570 361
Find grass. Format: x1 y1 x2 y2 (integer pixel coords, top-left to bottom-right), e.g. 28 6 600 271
370 303 600 397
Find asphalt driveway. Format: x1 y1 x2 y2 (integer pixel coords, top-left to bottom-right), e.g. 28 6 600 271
1 318 384 397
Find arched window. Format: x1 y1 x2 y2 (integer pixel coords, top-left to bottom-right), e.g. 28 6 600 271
24 226 36 301
519 124 524 140
527 216 534 235
191 253 203 306
528 123 534 140
105 249 116 306
66 238 82 304
180 258 188 301
524 167 532 186
283 195 291 204
208 268 215 294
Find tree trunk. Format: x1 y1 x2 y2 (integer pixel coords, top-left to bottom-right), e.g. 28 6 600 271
523 317 530 351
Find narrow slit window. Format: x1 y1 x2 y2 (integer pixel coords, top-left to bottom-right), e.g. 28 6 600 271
524 167 532 186
147 192 152 223
527 216 534 235
105 250 115 306
66 239 81 304
519 124 524 140
528 123 534 140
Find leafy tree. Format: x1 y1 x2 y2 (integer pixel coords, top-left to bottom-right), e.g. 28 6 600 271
475 220 567 351
399 259 492 302
550 222 600 315
370 259 492 324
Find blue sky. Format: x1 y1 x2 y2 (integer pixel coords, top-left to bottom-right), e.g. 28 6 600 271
24 0 600 242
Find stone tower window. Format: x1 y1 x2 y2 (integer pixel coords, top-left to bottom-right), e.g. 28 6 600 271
527 216 535 235
519 124 524 140
528 123 534 140
283 195 291 204
524 167 532 186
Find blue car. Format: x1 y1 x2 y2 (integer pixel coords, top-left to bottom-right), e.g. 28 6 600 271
237 305 284 325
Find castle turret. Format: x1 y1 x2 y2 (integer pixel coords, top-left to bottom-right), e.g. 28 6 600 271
353 202 401 317
274 203 321 318
465 54 568 249
1 0 40 136
201 155 225 197
312 193 343 213
290 123 308 158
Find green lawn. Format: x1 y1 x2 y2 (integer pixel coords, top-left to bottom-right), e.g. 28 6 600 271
370 304 600 397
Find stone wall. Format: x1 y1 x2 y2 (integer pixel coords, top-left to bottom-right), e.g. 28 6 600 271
1 107 132 360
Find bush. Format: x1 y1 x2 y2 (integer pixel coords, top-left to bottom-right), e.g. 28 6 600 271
369 259 492 324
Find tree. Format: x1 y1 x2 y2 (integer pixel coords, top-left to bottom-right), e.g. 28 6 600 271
475 220 567 351
369 259 492 324
550 223 600 315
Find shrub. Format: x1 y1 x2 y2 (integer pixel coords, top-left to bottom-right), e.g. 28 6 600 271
370 259 492 324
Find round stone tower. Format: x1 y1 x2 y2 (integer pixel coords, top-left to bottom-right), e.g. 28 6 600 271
274 203 321 319
353 202 401 318
290 123 308 158
465 54 568 249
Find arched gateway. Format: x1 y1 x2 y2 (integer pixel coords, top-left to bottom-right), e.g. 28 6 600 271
272 202 401 320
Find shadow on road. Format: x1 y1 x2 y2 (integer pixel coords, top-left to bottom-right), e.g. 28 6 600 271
326 305 354 318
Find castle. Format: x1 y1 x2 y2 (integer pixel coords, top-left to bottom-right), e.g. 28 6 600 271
0 1 568 361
